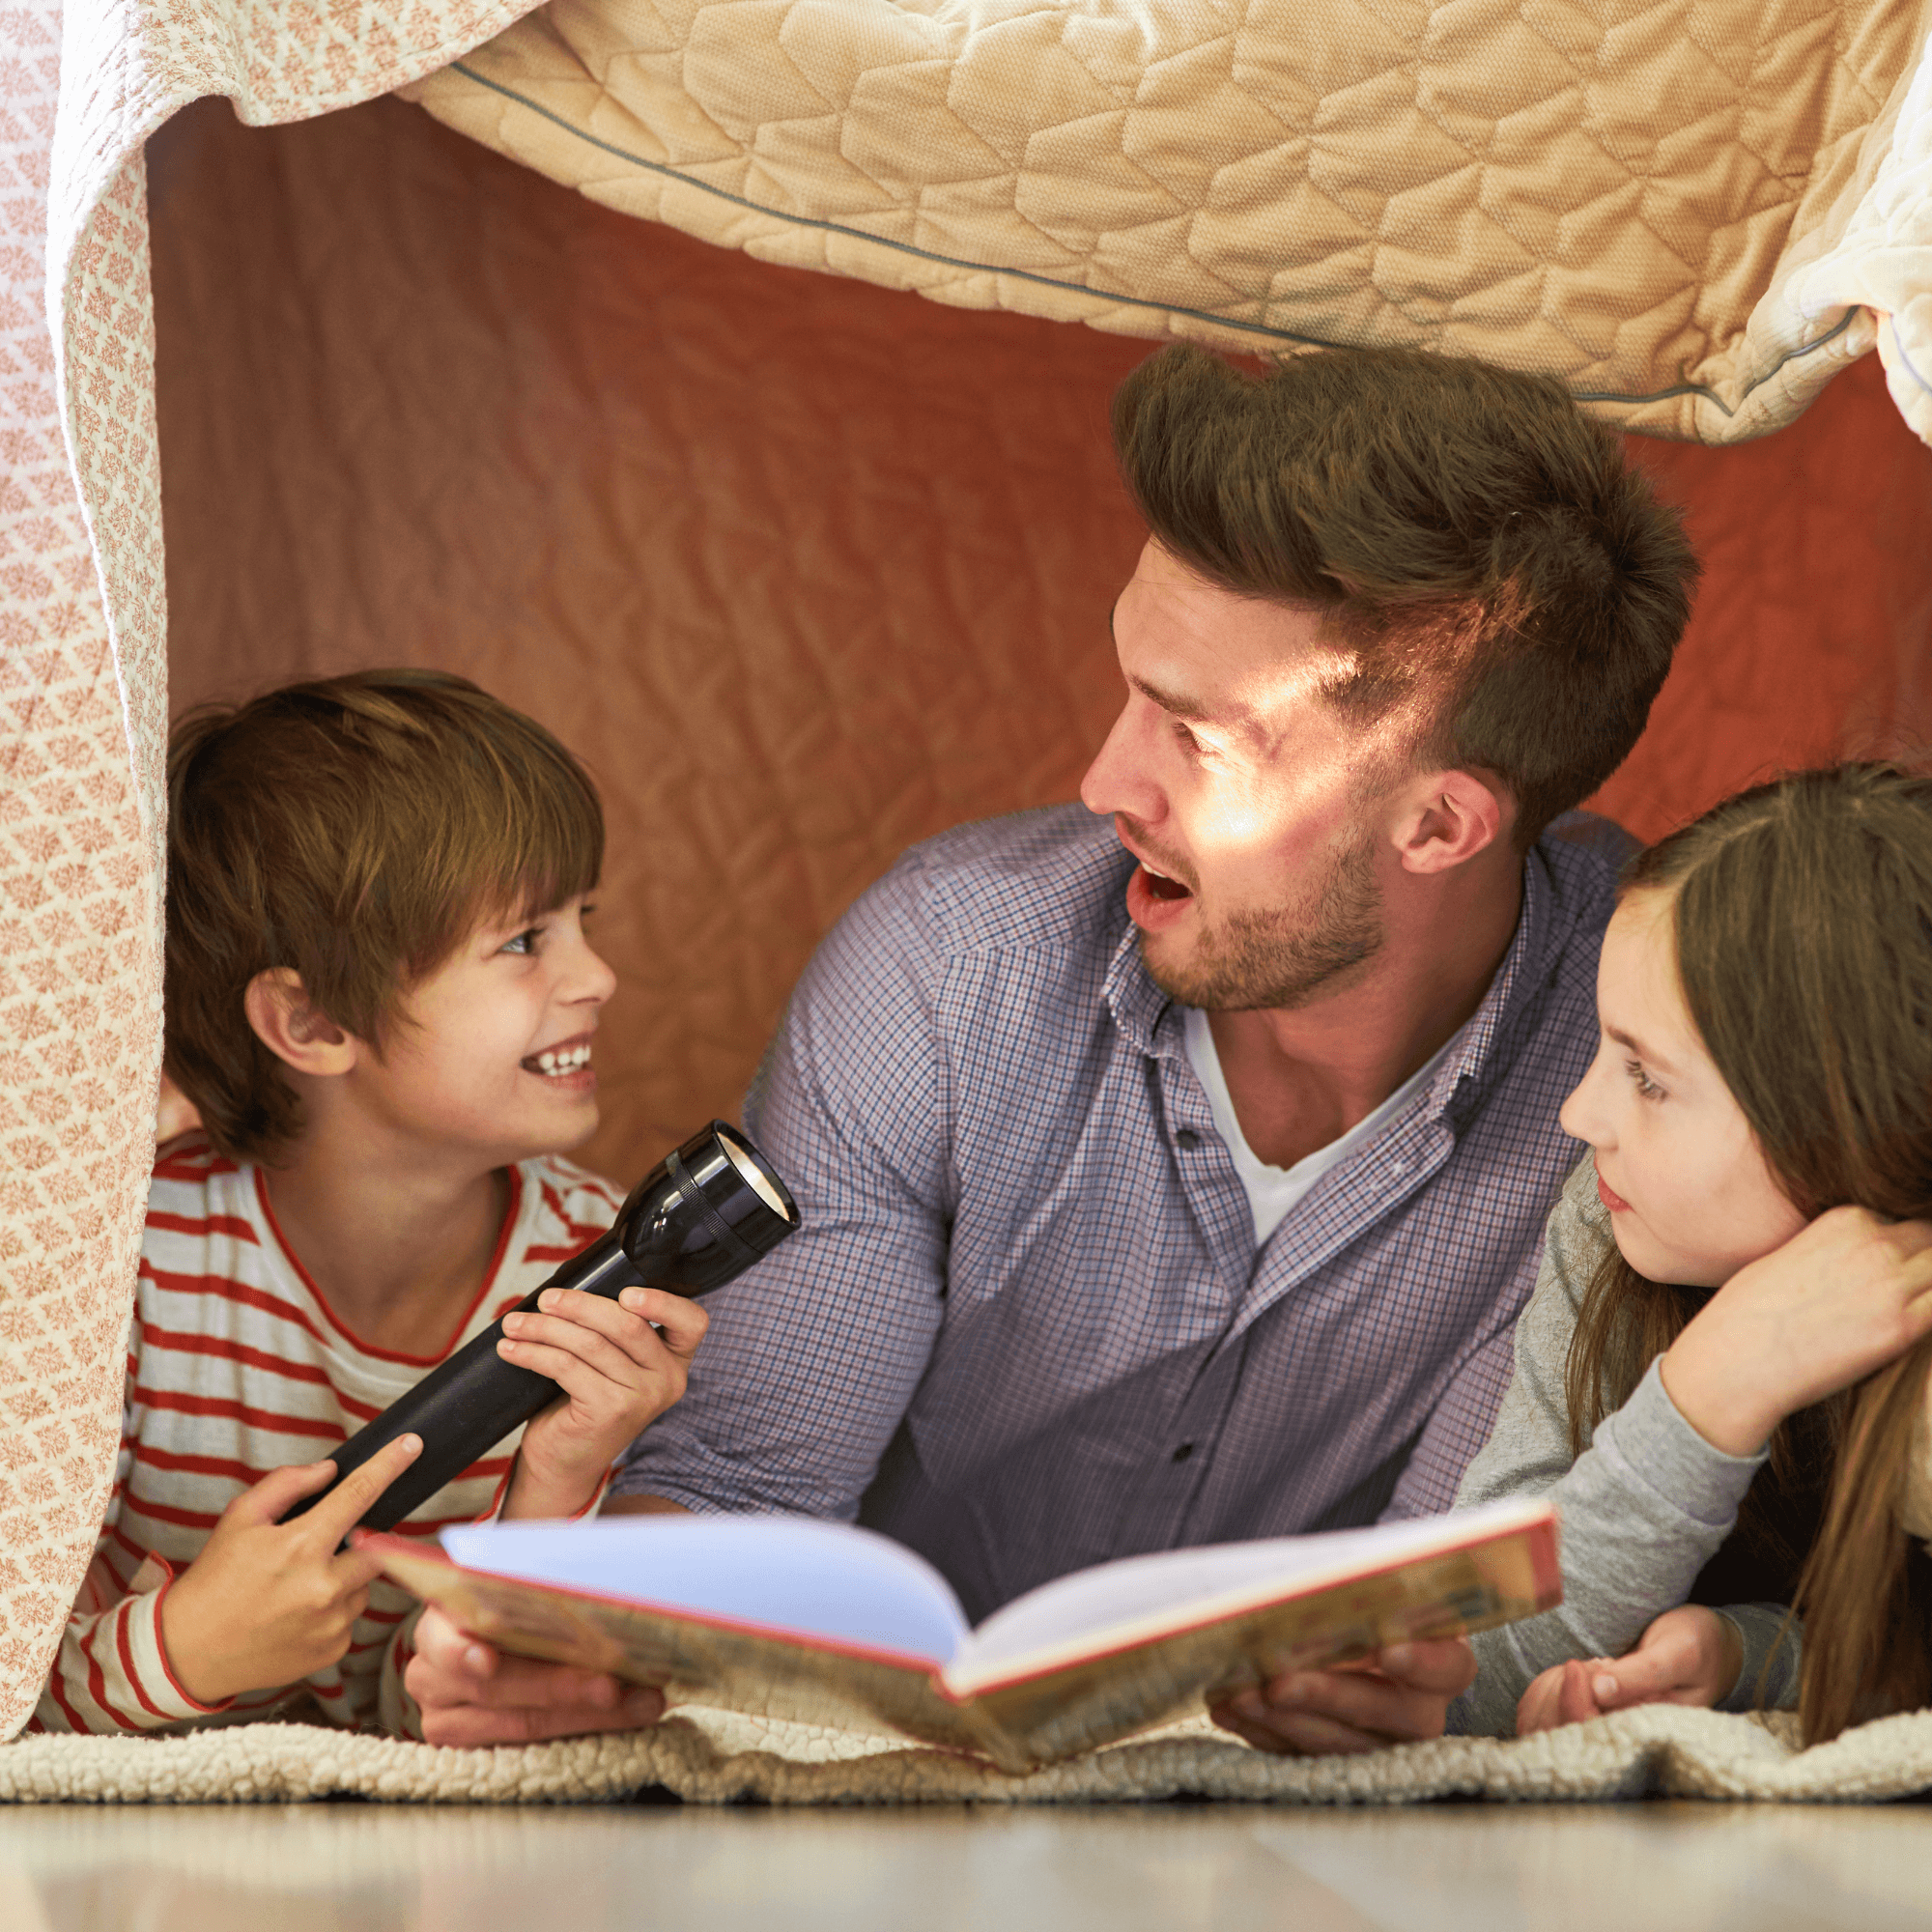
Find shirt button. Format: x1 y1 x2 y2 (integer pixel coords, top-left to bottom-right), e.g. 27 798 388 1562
1171 1442 1195 1463
1176 1129 1201 1151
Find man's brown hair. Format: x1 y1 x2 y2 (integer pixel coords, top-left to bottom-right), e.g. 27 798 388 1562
164 668 604 1160
1110 345 1700 843
1562 765 1932 1744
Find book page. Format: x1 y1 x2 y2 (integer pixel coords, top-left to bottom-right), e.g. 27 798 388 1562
440 1515 973 1665
958 1505 1558 1761
955 1498 1553 1680
377 1541 1006 1761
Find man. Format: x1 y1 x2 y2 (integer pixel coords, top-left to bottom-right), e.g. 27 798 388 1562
407 344 1699 1750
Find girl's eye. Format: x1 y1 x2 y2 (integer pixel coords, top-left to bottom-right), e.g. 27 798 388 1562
1624 1057 1664 1101
500 926 544 957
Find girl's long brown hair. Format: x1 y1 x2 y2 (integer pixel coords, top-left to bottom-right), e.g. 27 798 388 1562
1564 764 1932 1743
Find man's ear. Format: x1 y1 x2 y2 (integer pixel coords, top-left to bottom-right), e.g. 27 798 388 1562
1391 768 1514 876
243 968 359 1077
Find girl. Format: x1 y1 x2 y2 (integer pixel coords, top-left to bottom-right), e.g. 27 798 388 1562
1455 763 1932 1744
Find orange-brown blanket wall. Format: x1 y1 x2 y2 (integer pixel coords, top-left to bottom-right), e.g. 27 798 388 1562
148 96 1932 1183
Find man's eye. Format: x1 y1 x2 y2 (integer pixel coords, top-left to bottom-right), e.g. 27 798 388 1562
1171 719 1203 754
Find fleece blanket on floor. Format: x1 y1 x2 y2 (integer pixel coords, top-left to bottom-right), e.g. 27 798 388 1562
6 1707 1932 1805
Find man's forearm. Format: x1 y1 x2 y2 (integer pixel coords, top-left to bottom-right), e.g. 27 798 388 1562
601 1493 691 1517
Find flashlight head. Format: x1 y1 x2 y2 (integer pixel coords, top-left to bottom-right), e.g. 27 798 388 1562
612 1121 800 1295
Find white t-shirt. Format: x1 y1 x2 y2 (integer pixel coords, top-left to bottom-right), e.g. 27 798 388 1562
1182 1007 1456 1247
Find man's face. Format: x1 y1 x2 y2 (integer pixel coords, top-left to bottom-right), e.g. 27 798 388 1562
1079 540 1397 1012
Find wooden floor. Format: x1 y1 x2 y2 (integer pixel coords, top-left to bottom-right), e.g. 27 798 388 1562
6 1801 1932 1931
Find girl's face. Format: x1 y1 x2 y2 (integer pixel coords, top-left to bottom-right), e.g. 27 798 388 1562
1558 888 1806 1288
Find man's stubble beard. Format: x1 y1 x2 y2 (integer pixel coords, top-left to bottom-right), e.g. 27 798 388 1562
1139 816 1385 1012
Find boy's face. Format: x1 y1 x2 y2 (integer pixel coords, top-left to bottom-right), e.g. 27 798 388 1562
355 895 617 1167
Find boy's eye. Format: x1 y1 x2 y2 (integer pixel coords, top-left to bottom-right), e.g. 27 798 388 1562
500 926 544 956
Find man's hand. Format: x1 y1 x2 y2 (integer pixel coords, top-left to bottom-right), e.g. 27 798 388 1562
500 1286 709 1520
1515 1605 1742 1735
406 1603 666 1746
1208 1637 1476 1755
1662 1208 1932 1456
157 1435 425 1706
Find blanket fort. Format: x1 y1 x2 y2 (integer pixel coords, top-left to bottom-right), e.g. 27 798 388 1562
3 0 1932 1741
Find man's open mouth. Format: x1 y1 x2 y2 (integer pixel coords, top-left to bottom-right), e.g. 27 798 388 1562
1140 864 1193 903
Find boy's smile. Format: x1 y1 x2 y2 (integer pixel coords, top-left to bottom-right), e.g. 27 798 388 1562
523 1031 597 1089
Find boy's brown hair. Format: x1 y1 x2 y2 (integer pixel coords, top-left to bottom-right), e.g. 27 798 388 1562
164 669 604 1160
1111 345 1700 844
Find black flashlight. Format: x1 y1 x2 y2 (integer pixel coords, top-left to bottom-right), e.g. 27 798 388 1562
291 1121 799 1532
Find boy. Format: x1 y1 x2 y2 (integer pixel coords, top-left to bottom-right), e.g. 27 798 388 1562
32 670 697 1737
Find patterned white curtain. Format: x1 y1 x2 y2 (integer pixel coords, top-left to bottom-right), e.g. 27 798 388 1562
0 0 536 1744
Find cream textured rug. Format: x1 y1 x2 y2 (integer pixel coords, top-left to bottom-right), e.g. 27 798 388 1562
6 1706 1932 1805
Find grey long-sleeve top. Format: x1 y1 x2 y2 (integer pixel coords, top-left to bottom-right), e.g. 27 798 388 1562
1447 1157 1801 1736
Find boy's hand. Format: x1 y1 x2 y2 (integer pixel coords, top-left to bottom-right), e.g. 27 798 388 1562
157 1435 425 1707
156 1070 202 1145
1515 1606 1742 1735
1662 1208 1932 1456
499 1286 708 1520
406 1605 666 1746
1208 1637 1476 1754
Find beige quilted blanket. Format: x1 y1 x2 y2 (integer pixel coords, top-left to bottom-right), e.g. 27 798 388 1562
5 0 1932 1783
406 0 1932 443
6 1705 1932 1804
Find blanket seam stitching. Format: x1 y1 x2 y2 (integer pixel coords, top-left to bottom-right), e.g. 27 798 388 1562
444 63 1861 415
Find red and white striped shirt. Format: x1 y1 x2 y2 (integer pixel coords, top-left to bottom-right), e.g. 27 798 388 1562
32 1137 623 1737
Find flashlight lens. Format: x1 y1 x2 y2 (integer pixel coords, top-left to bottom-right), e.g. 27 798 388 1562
722 1131 794 1221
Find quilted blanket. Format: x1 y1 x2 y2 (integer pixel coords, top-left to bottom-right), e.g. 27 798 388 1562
4 0 1932 1769
406 0 1932 443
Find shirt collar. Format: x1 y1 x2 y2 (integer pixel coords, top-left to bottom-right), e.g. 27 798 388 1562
1426 847 1554 1119
1103 846 1564 1122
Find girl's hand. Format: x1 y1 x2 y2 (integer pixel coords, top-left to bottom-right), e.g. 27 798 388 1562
499 1286 708 1520
1516 1606 1742 1735
157 1435 424 1706
1661 1207 1932 1457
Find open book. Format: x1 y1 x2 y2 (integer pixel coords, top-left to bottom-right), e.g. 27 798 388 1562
370 1497 1557 1773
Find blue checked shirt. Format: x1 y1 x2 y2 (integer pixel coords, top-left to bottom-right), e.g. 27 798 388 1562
616 804 1623 1619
